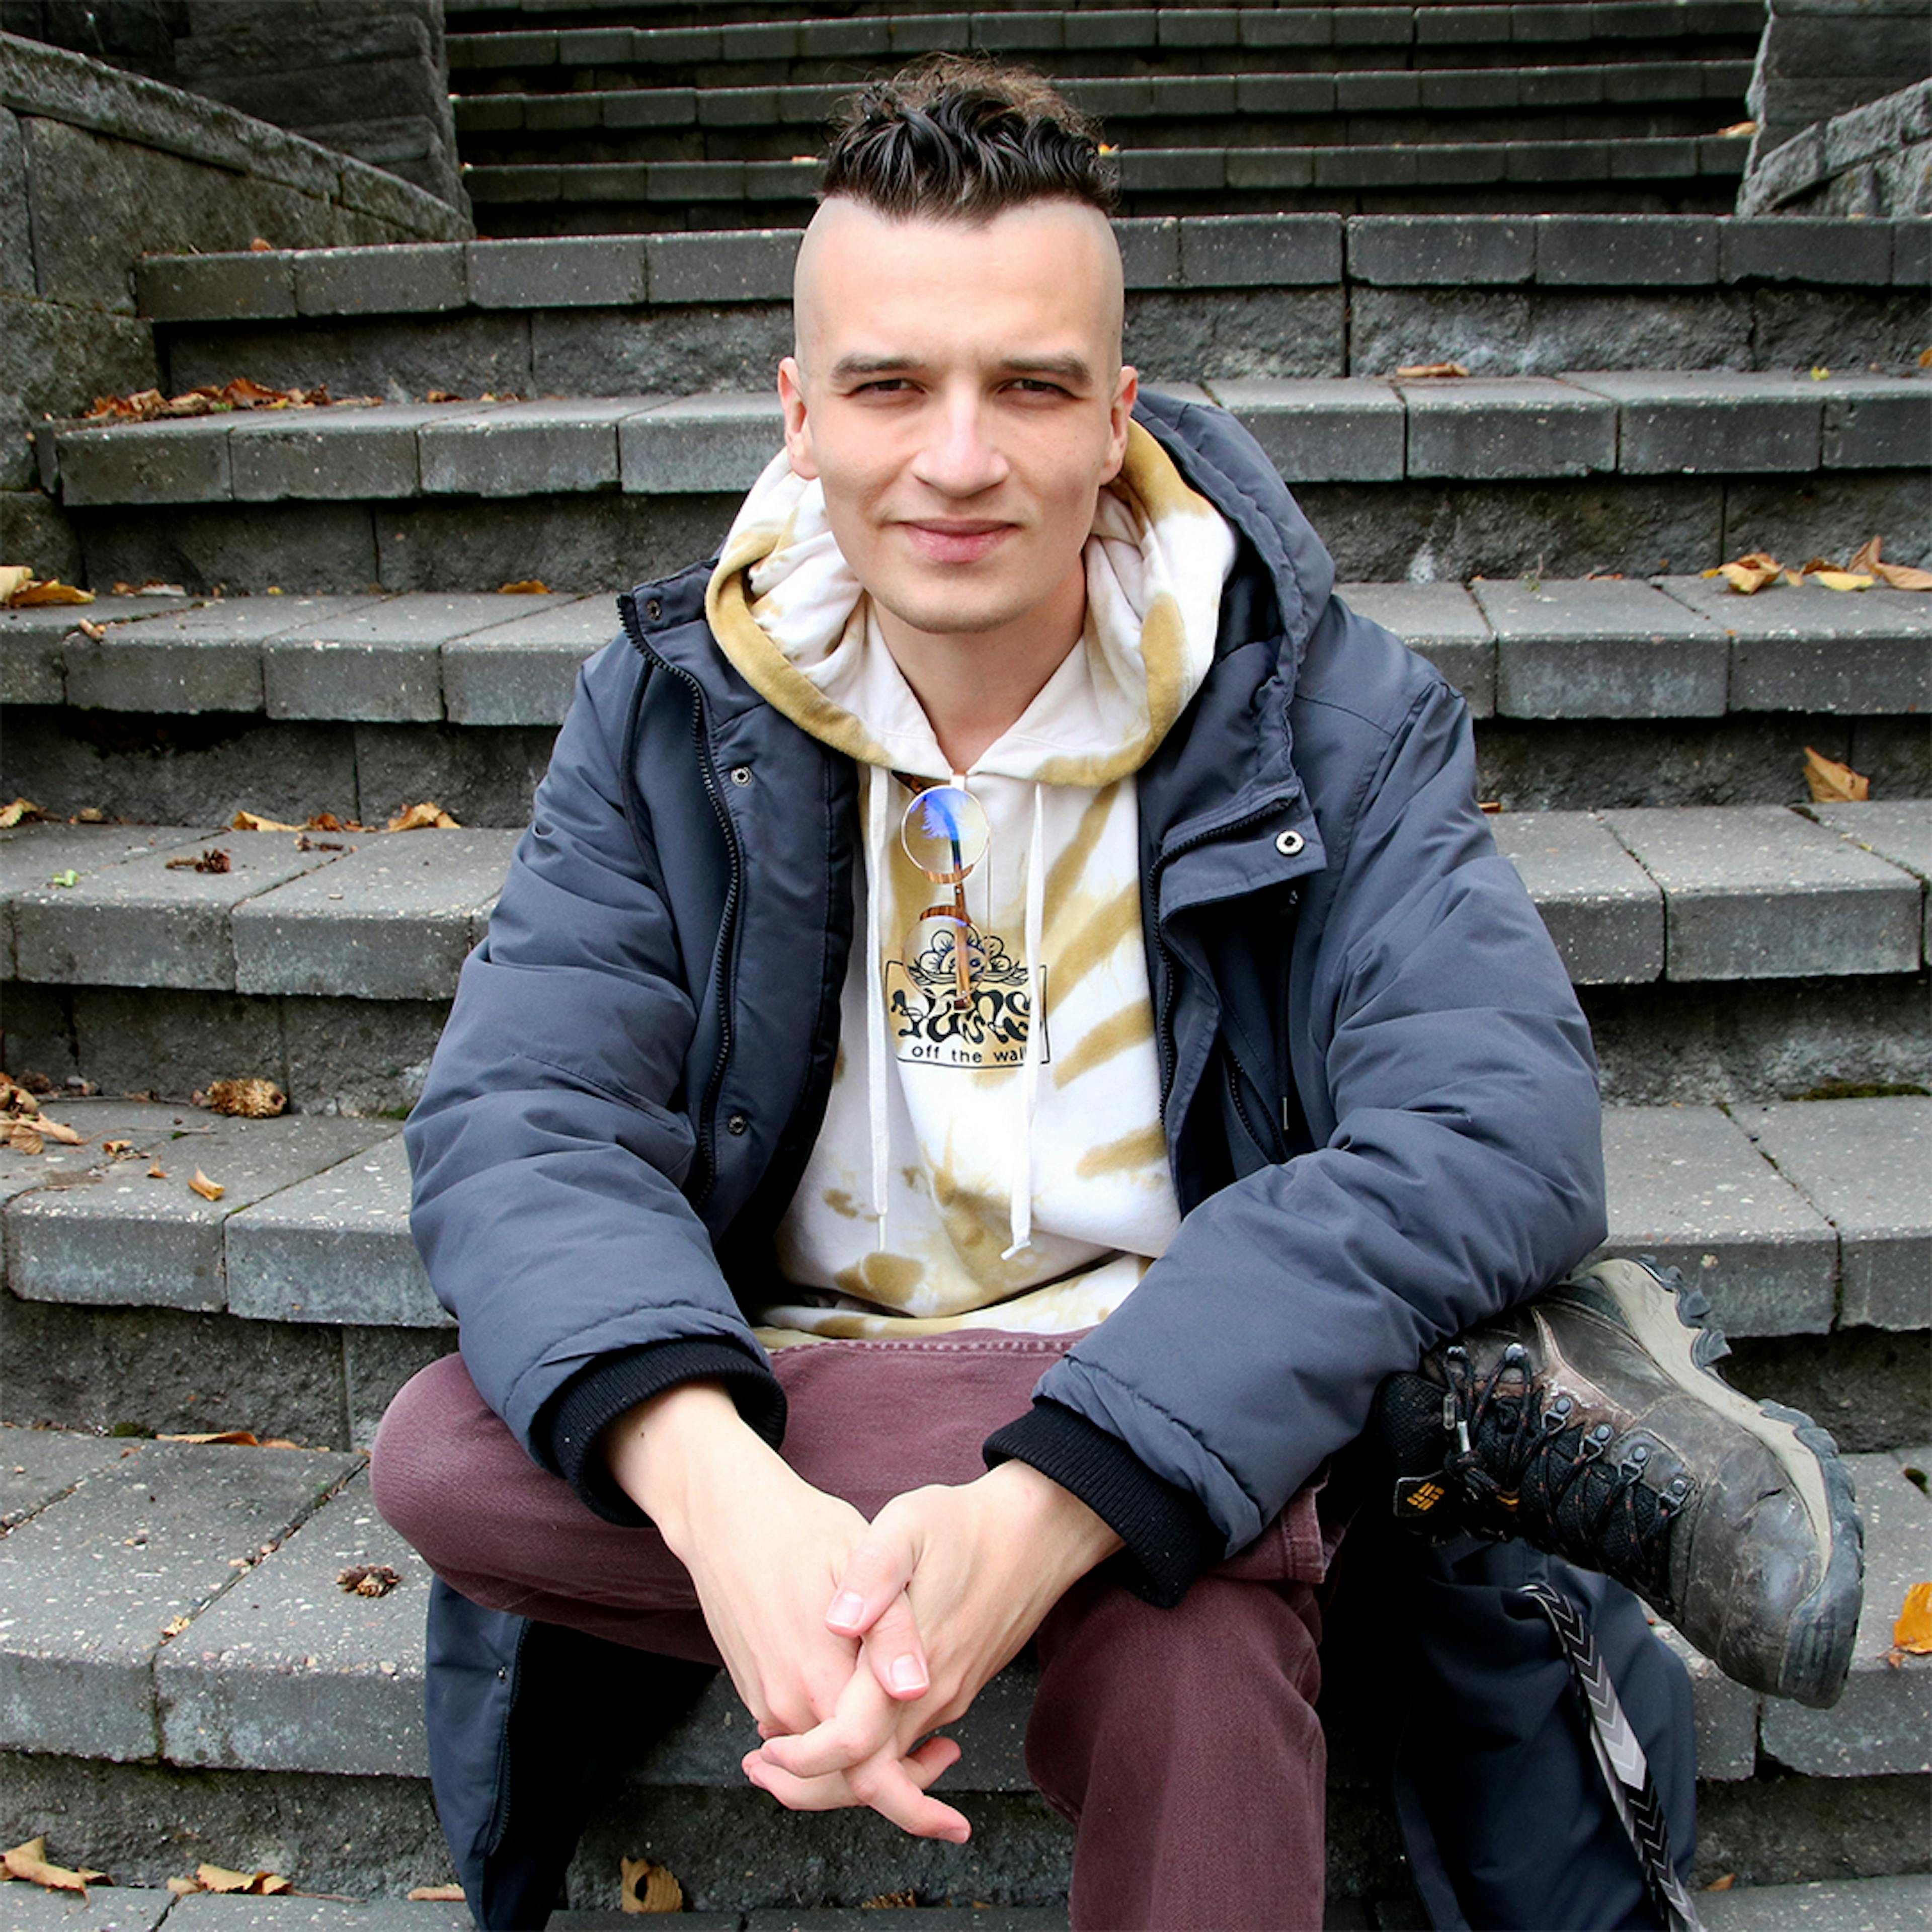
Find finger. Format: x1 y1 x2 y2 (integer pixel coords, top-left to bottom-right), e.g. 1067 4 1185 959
758 1648 904 1779
742 1740 971 1841
858 1590 930 1701
826 1523 917 1637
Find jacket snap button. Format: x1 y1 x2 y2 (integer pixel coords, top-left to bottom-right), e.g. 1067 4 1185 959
1274 829 1306 857
726 1113 749 1136
645 597 663 622
729 765 752 786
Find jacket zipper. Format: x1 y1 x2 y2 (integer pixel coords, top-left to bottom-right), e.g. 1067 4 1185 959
618 593 742 1206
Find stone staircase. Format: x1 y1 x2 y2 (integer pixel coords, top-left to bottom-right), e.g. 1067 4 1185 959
2 6 1929 1920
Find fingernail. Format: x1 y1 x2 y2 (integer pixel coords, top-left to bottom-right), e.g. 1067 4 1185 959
828 1591 865 1628
891 1655 927 1694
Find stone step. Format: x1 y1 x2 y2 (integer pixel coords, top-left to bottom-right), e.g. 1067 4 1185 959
0 1426 1922 1913
0 1097 1925 1455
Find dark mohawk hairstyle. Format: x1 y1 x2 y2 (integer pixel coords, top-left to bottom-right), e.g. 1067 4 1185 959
820 57 1118 220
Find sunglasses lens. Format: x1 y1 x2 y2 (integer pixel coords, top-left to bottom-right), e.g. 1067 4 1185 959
901 785 989 883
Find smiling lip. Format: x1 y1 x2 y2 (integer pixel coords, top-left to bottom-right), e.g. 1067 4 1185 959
900 521 1015 565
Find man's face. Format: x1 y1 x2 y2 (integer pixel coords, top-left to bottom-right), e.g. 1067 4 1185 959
779 197 1136 650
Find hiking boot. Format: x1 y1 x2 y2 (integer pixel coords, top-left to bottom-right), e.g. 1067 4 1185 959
1369 1257 1864 1708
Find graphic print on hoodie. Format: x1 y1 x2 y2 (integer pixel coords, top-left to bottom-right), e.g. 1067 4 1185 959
705 421 1238 1346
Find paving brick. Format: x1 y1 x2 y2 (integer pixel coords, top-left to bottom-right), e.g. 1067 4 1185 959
1819 374 1932 469
231 828 520 1001
156 1468 432 1776
1519 62 1605 107
1 827 209 975
1401 377 1616 480
136 252 296 324
1242 8 1334 46
6 1106 385 1312
1206 379 1405 484
2 593 196 705
1508 139 1612 184
603 87 697 130
442 592 615 726
227 1132 441 1329
1156 8 1239 46
1808 801 1931 960
619 391 784 494
1177 215 1342 288
630 26 719 65
554 26 630 64
261 597 460 723
1347 216 1536 287
419 396 664 499
0 1438 359 1759
1234 74 1335 117
1564 372 1823 475
892 12 975 54
699 86 780 130
1421 67 1521 111
1597 1105 1838 1336
1894 218 1930 287
228 405 455 504
647 228 798 305
1337 580 1495 715
56 416 234 508
1719 219 1894 287
1700 1878 1932 1932
1513 4 1596 42
1733 1099 1931 1331
1417 4 1510 42
570 161 650 204
801 16 889 56
466 236 647 310
0 1418 126 1529
1334 8 1415 46
738 160 818 205
1651 576 1932 716
293 245 467 318
1336 70 1420 114
1761 1452 1932 1776
1491 811 1664 984
1649 1620 1760 1781
1476 577 1728 718
1120 147 1227 193
1225 149 1317 191
11 829 348 992
1601 806 1922 982
1536 215 1719 286
1114 217 1181 291
0 1885 171 1929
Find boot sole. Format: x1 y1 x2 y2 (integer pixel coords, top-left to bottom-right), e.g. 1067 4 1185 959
1574 1258 1866 1708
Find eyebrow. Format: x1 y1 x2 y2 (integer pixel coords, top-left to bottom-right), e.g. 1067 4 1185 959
827 352 1096 386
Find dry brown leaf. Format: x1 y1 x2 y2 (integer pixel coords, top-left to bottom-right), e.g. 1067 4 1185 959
36 1117 82 1145
160 1615 191 1638
165 847 232 874
103 1140 132 1157
195 1864 291 1895
1920 347 1932 369
84 379 379 424
0 797 42 828
1713 119 1755 137
0 565 30 603
1810 570 1874 592
1705 1873 1736 1891
1706 550 1784 594
619 1858 683 1913
167 1875 202 1894
862 1891 918 1908
1849 536 1932 592
409 1884 467 1901
188 1169 226 1201
5 1123 43 1154
2 1837 106 1895
498 579 550 594
1894 1581 1932 1654
306 812 354 832
248 237 273 252
1804 746 1870 803
231 810 305 832
337 1562 403 1598
1395 362 1471 379
204 1077 286 1118
10 578 95 607
386 800 460 832
147 1163 167 1178
159 1430 260 1445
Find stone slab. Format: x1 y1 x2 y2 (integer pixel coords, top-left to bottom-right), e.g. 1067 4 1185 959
227 1133 443 1330
1652 576 1932 716
0 1438 361 1760
0 825 210 976
1732 1100 1932 1330
1820 373 1932 469
442 593 614 727
0 593 197 706
466 236 647 312
0 1098 217 1208
1491 810 1664 983
1347 215 1537 287
56 416 236 508
6 1109 387 1313
1563 371 1824 475
294 245 467 318
1205 379 1406 483
157 1468 431 1777
1760 1451 1932 1776
0 1888 174 1930
1476 577 1728 718
167 1901 470 1931
418 396 665 498
618 392 784 494
1601 807 1922 982
1649 1619 1760 1781
12 831 347 992
1808 801 1931 960
1336 581 1494 715
1700 1878 1932 1932
1176 213 1341 287
1402 376 1616 479
261 601 444 723
646 228 798 304
0 1418 125 1530
1597 1105 1839 1336
1536 214 1720 285
231 829 521 1001
228 406 480 504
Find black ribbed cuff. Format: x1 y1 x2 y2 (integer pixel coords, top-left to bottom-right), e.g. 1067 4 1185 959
984 1399 1224 1608
542 1338 787 1527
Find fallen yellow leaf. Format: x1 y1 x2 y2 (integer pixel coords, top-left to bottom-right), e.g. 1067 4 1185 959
386 800 460 832
1849 535 1932 592
231 810 305 832
1810 570 1874 592
1705 1872 1736 1891
147 1164 167 1178
409 1884 467 1901
1894 1581 1932 1654
498 579 550 594
1395 361 1471 379
1804 746 1870 803
0 797 40 828
10 578 94 607
619 1857 683 1913
189 1169 225 1201
0 566 30 603
159 1430 260 1445
1714 550 1784 593
2 1837 106 1895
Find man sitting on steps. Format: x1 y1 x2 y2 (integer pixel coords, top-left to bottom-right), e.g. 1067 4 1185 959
371 61 1862 1932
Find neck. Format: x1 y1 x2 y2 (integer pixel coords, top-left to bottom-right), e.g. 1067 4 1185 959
874 562 1088 772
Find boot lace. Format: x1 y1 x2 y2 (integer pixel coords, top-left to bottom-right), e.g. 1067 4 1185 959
1441 1342 1692 1601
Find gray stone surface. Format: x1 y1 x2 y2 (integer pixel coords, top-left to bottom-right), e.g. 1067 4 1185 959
1809 801 1931 959
12 830 346 992
1176 214 1341 286
1 824 208 974
442 593 613 727
1476 577 1728 717
261 602 444 724
619 392 785 494
1401 377 1615 479
1720 218 1896 286
467 236 647 310
228 405 464 505
57 416 236 509
1491 811 1664 983
137 252 297 324
1 592 194 705
169 1901 469 1931
157 1469 430 1778
647 228 800 304
1653 576 1932 716
231 829 519 1001
1565 371 1824 474
1536 215 1720 285
0 1438 360 1760
1733 1100 1932 1330
1347 215 1536 286
1597 1104 1839 1336
343 1326 454 1451
1656 1618 1763 1783
227 1133 443 1330
294 245 467 319
0 1419 125 1530
1700 1879 1932 1932
7 1108 386 1313
1602 807 1923 982
1206 379 1406 482
1334 581 1494 715
1760 1451 1932 1777
0 1887 174 1930
418 396 665 498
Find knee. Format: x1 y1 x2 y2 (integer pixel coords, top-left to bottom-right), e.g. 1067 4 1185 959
368 1352 487 1565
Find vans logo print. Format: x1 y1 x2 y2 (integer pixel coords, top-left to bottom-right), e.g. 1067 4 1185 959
886 926 1050 1069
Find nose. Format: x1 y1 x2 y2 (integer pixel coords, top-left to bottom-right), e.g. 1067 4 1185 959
909 388 1009 499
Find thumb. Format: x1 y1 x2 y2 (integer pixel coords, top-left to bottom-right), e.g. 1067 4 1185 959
826 1518 918 1641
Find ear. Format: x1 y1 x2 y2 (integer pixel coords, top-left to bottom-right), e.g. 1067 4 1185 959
1102 365 1139 484
778 356 819 481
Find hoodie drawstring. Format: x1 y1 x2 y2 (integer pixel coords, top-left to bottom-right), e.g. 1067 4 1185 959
1001 781 1046 1261
865 765 891 1253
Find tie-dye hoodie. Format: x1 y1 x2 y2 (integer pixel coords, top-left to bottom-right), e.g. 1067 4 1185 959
704 422 1238 1347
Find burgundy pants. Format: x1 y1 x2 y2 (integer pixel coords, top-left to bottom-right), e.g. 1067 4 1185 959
372 1333 1336 1931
